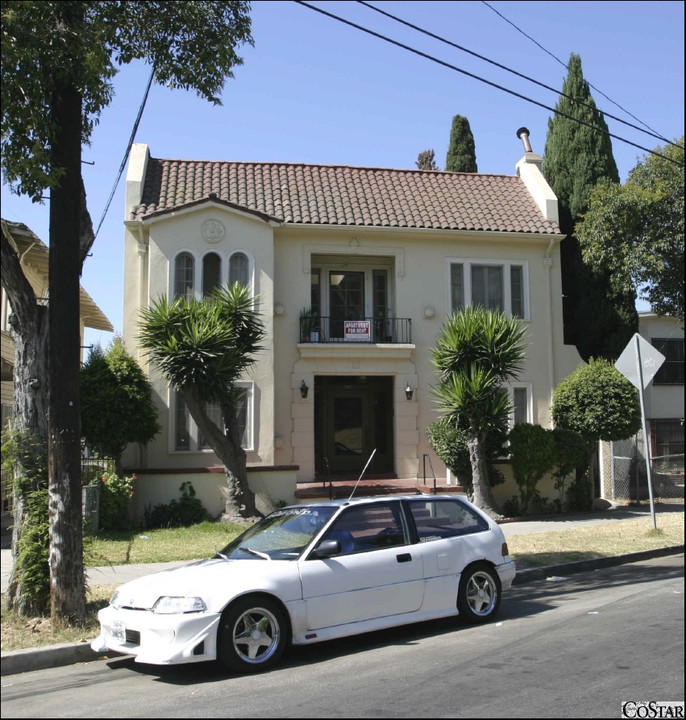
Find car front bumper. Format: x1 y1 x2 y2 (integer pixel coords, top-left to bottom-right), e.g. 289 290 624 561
91 604 222 665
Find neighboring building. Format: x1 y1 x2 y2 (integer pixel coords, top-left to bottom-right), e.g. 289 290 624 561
600 312 684 502
1 219 113 514
121 134 582 517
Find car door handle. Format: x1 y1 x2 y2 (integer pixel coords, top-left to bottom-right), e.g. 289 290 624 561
396 553 412 563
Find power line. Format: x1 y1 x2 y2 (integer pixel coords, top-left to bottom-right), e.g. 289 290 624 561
480 0 673 145
359 0 676 149
294 1 683 167
94 64 155 239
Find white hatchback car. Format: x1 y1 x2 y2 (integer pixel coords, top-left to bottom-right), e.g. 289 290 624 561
92 494 515 673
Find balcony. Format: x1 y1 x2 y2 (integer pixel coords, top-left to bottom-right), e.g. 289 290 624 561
299 316 412 344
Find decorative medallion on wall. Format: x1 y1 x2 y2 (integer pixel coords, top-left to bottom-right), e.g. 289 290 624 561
201 219 225 244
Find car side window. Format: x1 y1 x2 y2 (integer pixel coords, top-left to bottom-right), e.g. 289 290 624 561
409 499 488 542
322 502 408 555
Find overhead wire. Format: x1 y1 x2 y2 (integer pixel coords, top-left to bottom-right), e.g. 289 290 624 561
94 64 156 239
359 0 677 149
480 0 674 146
294 1 683 167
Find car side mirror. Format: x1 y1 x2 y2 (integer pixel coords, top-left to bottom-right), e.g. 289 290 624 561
309 539 341 559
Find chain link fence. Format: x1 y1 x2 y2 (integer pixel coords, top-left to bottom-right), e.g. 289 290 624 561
603 435 684 502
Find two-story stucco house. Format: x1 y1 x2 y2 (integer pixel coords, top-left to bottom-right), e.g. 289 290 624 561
121 133 582 518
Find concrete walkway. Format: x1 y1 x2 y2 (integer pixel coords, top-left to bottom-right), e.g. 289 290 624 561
1 502 683 676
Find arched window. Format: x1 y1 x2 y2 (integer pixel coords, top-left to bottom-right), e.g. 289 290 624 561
229 251 250 287
202 252 222 297
174 252 194 299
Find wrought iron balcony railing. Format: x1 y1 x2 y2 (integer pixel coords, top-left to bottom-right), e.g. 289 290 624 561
299 316 412 344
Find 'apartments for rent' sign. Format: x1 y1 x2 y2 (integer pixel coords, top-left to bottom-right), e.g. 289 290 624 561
344 320 370 341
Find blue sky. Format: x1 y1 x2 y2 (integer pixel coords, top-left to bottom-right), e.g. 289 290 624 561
2 0 683 350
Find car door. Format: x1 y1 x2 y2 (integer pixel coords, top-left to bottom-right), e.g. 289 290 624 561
298 501 424 631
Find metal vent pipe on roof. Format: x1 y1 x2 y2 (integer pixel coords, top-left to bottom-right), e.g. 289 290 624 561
516 127 533 153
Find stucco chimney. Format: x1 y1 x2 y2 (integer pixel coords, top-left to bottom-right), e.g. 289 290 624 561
515 128 558 224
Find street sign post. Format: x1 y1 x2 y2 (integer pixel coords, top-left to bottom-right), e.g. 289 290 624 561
615 334 666 529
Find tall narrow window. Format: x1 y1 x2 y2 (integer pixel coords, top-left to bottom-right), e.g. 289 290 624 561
450 263 464 310
472 264 504 310
174 253 194 299
512 387 528 425
229 251 249 287
510 265 524 318
175 394 190 450
202 252 221 297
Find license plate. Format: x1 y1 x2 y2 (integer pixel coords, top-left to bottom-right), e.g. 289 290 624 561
110 621 125 641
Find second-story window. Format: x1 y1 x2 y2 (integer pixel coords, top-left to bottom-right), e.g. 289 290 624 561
450 260 527 318
202 252 221 297
652 338 684 385
174 252 194 300
229 251 249 287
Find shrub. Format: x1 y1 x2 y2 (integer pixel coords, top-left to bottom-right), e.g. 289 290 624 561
508 423 556 514
144 482 211 529
99 472 136 531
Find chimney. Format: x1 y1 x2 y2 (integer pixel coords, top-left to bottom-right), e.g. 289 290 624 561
515 128 558 224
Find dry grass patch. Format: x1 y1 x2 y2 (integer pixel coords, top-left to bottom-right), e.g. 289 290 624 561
1 585 115 652
507 512 684 568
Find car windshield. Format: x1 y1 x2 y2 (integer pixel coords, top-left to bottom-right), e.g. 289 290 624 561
218 506 338 560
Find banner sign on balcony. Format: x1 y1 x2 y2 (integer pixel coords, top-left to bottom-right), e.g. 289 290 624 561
344 320 371 341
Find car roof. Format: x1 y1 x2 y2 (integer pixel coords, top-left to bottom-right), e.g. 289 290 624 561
285 494 470 510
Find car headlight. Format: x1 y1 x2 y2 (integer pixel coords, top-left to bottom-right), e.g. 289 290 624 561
152 596 207 614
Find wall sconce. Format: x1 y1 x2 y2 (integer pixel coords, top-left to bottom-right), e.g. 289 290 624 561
300 380 309 399
405 382 414 400
274 303 285 316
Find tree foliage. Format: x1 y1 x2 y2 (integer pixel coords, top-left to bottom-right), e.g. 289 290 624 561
577 139 685 320
1 0 253 199
543 53 637 361
431 306 527 517
445 114 477 172
80 338 160 470
138 283 265 520
416 149 439 170
552 359 641 443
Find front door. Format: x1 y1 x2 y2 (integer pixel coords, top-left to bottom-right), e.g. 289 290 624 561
315 376 394 477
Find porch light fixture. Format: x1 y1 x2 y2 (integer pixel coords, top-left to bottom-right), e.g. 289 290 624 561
300 380 309 399
405 383 414 400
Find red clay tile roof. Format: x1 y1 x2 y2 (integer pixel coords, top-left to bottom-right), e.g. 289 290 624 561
132 157 561 235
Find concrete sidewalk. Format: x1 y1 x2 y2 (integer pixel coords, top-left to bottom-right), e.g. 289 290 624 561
2 502 683 676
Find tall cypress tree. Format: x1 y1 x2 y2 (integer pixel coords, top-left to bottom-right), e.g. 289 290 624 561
445 114 478 172
543 54 637 361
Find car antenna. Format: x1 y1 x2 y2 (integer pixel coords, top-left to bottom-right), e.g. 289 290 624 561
348 448 377 500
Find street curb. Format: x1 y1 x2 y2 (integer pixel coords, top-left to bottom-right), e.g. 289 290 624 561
512 544 684 584
2 545 683 677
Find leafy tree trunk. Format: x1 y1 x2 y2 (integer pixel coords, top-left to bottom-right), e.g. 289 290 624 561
1 221 51 614
47 5 86 624
6 313 50 614
181 389 258 520
467 427 499 518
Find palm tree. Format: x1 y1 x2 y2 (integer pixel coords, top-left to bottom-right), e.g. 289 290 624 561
138 283 265 520
431 306 527 517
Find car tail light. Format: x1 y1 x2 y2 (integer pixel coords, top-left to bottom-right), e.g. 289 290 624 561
501 542 510 557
